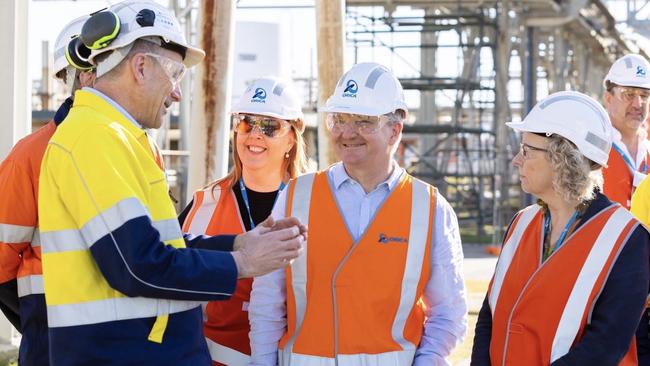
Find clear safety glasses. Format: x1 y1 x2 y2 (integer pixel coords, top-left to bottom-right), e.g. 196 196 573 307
145 52 186 87
326 113 394 135
233 113 292 138
614 86 650 104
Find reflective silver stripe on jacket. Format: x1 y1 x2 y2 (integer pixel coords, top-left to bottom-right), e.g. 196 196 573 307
0 223 34 244
41 197 182 253
47 296 201 327
17 274 44 297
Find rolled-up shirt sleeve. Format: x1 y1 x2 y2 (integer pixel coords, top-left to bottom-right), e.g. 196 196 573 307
249 186 290 366
414 192 468 365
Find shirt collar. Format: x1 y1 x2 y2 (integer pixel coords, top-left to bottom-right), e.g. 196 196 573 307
332 161 404 192
83 87 143 130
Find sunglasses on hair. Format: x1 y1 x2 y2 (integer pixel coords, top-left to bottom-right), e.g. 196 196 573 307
233 114 291 138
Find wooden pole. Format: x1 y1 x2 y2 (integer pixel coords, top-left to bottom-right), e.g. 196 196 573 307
315 0 345 168
188 0 235 193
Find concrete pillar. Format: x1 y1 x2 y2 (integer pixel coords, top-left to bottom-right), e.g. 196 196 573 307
188 0 235 192
315 0 344 168
0 0 30 161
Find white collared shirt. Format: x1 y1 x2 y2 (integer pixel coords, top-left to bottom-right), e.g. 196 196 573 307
249 161 468 366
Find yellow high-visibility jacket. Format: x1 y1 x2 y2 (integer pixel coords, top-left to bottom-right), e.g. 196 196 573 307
39 89 238 365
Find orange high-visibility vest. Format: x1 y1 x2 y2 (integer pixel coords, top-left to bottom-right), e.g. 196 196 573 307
182 181 251 366
488 204 639 366
603 147 650 209
278 171 435 365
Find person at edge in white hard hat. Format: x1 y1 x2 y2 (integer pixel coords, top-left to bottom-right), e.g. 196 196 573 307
38 1 305 364
601 54 650 209
0 15 96 366
471 91 650 366
248 62 468 365
178 77 309 366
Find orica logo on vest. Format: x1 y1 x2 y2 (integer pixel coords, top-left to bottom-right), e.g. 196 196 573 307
251 88 267 103
378 233 408 244
342 80 359 98
637 66 647 78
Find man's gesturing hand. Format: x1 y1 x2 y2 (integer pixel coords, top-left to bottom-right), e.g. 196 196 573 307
232 216 306 278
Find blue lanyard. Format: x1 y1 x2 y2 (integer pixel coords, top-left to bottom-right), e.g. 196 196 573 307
543 209 580 258
612 143 647 174
239 178 286 230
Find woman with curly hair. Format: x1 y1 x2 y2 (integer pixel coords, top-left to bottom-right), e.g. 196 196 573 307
179 77 308 365
471 91 650 366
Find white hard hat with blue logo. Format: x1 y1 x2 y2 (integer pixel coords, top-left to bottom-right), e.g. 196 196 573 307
323 62 408 117
604 54 650 89
506 91 613 167
232 77 305 132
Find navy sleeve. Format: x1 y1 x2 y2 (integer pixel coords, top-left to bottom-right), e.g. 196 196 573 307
551 225 650 365
470 296 492 366
183 233 236 251
89 216 237 301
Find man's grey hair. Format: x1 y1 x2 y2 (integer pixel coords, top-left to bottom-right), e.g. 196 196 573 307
95 39 160 80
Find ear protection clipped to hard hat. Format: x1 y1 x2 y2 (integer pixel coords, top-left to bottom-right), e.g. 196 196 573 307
65 36 93 71
80 9 121 50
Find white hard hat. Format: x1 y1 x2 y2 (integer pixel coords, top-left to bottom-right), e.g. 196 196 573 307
322 62 408 117
604 54 650 90
233 77 305 130
84 0 205 75
506 91 613 167
53 15 90 77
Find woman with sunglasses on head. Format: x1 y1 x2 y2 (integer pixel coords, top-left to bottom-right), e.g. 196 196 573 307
471 91 650 366
179 77 308 366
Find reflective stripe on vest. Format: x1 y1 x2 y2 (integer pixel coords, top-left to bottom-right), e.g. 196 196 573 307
278 349 416 366
282 172 432 364
0 223 34 244
550 207 634 362
206 338 250 366
185 189 222 235
488 205 540 314
17 274 44 297
391 178 430 349
283 173 316 355
47 296 200 327
31 227 41 247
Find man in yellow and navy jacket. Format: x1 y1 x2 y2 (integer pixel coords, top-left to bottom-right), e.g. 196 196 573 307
38 1 304 364
0 15 95 366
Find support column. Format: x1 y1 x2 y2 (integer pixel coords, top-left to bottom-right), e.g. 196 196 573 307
188 0 235 191
315 0 344 168
0 0 30 160
493 1 513 243
418 8 438 176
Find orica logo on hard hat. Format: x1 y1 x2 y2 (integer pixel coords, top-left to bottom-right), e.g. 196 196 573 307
342 80 359 98
251 88 267 103
637 66 647 78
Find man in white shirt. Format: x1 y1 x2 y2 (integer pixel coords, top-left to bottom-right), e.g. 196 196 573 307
249 62 467 366
602 54 650 209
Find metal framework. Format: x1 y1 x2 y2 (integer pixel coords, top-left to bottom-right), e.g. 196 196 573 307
346 0 644 240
